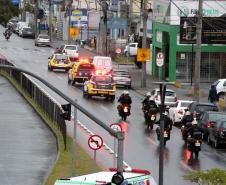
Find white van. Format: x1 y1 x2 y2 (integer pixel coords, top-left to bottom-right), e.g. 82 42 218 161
92 56 113 75
54 168 157 185
15 21 28 34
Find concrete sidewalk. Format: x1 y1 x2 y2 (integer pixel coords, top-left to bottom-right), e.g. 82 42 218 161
0 76 57 185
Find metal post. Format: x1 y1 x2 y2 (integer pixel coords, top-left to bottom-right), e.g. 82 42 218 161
72 99 77 176
158 84 166 185
190 44 194 86
93 150 96 172
141 0 148 88
68 1 72 44
35 0 38 39
114 138 117 167
126 0 133 63
49 0 52 42
117 132 124 173
159 67 161 81
193 0 203 102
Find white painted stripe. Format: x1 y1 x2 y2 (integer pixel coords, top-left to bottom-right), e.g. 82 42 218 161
100 105 108 111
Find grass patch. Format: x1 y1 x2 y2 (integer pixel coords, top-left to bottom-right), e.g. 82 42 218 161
115 54 135 64
0 71 101 185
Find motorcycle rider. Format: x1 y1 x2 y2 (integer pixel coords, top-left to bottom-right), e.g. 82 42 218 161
181 110 193 126
142 92 151 109
187 119 204 138
118 91 132 114
181 110 194 142
4 28 12 39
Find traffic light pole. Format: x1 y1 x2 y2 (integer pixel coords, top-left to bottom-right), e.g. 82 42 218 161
72 99 78 176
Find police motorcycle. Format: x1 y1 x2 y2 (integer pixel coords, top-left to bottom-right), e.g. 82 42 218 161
180 111 194 143
118 103 130 121
155 111 172 146
144 107 158 130
187 132 203 159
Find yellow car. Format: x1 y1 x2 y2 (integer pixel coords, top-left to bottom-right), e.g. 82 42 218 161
83 74 116 101
68 59 96 85
48 53 72 72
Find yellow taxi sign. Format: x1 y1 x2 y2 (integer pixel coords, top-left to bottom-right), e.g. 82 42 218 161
137 48 151 62
70 27 80 37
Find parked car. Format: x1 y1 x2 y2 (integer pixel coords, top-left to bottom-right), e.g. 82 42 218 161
168 100 193 125
35 34 50 46
59 45 79 61
150 88 177 107
15 21 28 34
19 26 34 38
124 42 138 56
211 79 226 98
188 102 219 121
83 74 116 101
92 56 113 75
198 111 226 140
112 69 132 89
48 53 72 72
207 119 226 148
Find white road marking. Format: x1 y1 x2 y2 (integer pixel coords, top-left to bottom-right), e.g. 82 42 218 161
100 105 109 111
147 137 158 146
57 76 63 80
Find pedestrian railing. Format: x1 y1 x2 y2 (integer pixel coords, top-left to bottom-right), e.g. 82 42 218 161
0 58 67 149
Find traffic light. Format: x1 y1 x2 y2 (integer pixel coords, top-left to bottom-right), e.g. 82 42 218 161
60 104 71 121
37 8 44 19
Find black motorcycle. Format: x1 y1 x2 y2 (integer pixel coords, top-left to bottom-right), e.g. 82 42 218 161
181 122 192 143
144 108 158 130
3 31 11 41
118 104 130 121
156 127 171 146
187 132 203 159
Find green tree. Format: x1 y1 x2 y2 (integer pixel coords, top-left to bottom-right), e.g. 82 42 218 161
184 168 226 185
0 0 19 26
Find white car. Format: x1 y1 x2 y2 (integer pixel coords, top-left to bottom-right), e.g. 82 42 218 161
35 34 50 46
124 42 138 56
169 100 193 124
150 88 178 107
60 44 79 61
212 79 226 97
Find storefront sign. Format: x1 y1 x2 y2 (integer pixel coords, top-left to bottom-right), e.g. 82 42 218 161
180 17 226 44
170 1 226 25
137 48 151 62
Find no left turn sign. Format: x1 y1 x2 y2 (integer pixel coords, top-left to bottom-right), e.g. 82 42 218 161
156 52 164 67
88 135 103 151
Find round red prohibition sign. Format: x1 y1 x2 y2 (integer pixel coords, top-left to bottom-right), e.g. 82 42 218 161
88 135 103 151
115 48 122 54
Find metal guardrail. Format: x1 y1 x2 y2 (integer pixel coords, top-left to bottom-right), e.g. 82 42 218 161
0 58 67 150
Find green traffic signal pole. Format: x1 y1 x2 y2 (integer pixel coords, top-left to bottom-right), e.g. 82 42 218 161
0 65 125 174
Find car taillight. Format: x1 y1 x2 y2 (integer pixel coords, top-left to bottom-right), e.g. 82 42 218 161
178 109 184 115
207 120 212 128
155 95 160 101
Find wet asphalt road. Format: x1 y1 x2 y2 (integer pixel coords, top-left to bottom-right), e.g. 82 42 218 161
1 26 226 185
0 75 57 185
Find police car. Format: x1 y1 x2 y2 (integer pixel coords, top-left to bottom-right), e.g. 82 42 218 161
54 168 157 185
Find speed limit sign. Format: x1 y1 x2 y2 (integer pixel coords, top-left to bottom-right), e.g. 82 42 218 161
156 52 164 67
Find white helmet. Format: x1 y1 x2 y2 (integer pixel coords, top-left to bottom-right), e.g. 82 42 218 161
163 111 169 116
123 91 129 95
192 119 198 125
146 92 151 97
185 111 191 116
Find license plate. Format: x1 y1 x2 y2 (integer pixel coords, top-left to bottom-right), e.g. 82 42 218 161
151 115 155 120
195 142 201 146
99 91 107 94
124 107 128 113
164 133 168 138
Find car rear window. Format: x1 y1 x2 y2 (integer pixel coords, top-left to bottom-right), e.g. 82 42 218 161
23 28 32 32
65 46 77 50
208 113 226 121
39 35 49 39
196 105 218 112
157 91 175 96
78 64 95 70
93 76 112 83
55 55 68 60
113 71 129 76
95 59 111 67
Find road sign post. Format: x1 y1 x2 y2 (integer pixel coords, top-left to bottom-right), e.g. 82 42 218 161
156 52 164 81
110 123 122 167
88 135 103 172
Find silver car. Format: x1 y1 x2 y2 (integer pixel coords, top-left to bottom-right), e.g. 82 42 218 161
112 69 132 89
35 34 50 46
150 88 178 107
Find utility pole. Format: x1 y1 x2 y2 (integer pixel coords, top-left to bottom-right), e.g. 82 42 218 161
102 0 108 55
193 0 203 102
35 0 38 39
49 0 52 41
67 0 72 44
126 0 133 63
141 0 148 88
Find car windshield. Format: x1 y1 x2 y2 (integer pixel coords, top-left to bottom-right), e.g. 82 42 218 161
65 45 77 50
113 71 129 76
157 91 175 96
39 35 49 39
93 76 112 83
55 55 68 60
196 105 218 112
208 113 226 121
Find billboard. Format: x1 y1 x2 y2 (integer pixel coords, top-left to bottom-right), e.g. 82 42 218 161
180 17 226 44
71 9 88 28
